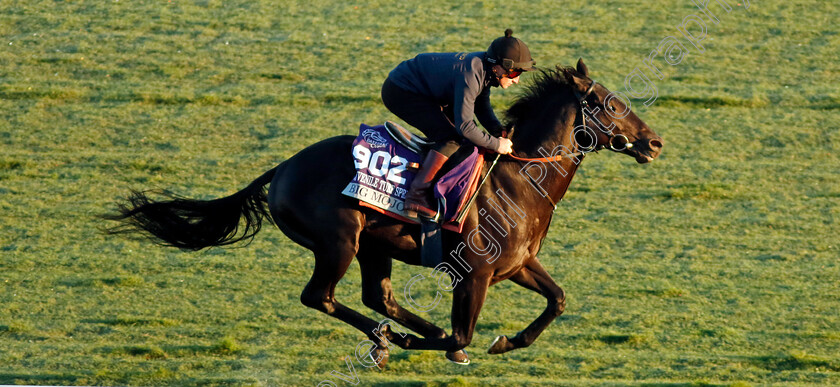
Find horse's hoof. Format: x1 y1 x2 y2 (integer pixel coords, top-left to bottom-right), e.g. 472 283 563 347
370 345 389 370
445 349 470 365
487 335 513 354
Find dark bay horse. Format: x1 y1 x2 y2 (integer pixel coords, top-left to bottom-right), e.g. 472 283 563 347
106 59 663 367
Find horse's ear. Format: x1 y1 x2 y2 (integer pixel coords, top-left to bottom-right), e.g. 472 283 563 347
565 60 590 93
576 58 589 77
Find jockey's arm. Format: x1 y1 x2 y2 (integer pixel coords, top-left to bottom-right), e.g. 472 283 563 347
453 79 504 152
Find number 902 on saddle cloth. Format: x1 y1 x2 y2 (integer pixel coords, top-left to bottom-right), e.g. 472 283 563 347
341 123 484 233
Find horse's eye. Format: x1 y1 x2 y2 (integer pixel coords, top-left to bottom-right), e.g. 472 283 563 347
609 104 617 113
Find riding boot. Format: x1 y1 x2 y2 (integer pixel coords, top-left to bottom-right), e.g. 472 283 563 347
405 150 449 219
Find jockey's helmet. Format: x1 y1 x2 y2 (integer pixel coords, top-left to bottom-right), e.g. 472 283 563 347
486 29 536 77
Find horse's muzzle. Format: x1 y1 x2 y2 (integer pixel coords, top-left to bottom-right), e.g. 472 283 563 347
633 137 664 164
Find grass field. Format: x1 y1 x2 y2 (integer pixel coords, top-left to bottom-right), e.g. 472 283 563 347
1 0 839 386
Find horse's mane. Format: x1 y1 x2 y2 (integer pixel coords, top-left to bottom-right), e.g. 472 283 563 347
504 66 582 129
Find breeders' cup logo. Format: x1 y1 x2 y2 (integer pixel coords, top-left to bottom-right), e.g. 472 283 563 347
362 128 389 149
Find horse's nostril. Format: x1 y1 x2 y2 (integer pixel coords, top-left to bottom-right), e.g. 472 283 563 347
649 139 663 150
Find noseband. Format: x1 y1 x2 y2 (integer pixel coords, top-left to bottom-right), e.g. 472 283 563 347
575 79 633 153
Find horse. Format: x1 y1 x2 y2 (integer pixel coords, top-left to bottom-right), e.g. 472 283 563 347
105 59 663 368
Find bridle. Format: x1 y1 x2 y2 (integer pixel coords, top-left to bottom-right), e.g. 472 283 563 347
574 79 634 153
508 78 634 164
504 78 635 209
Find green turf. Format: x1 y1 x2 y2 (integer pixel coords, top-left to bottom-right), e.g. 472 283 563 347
1 0 838 385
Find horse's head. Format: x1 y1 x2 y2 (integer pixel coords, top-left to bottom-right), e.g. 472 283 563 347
564 59 663 163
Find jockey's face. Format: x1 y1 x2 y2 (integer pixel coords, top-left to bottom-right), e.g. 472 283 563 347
499 75 520 89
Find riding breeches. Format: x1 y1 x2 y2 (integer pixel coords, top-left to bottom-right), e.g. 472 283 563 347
381 77 460 156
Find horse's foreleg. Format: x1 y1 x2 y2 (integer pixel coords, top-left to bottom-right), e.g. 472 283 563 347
487 258 565 354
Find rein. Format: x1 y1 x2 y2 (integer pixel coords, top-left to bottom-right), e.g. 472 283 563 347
504 78 630 209
506 152 583 210
506 151 586 164
506 79 599 164
505 150 586 209
463 79 638 216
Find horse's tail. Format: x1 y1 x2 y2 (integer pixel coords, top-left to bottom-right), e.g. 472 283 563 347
104 167 277 251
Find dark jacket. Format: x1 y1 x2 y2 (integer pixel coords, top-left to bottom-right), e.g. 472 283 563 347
387 51 503 151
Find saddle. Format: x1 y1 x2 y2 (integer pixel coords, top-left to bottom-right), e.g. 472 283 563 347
383 121 434 154
341 123 485 233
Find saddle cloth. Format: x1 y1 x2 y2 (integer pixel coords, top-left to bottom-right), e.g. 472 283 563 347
341 123 484 233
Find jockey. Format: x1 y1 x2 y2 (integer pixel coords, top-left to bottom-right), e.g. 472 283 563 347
381 29 536 219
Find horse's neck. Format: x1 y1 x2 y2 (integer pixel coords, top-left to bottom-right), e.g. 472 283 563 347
491 96 583 215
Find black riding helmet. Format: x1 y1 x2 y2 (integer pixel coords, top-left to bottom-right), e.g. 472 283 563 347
486 29 536 78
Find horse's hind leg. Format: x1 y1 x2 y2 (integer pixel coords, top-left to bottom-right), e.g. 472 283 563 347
357 250 470 364
298 233 393 368
487 258 566 354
